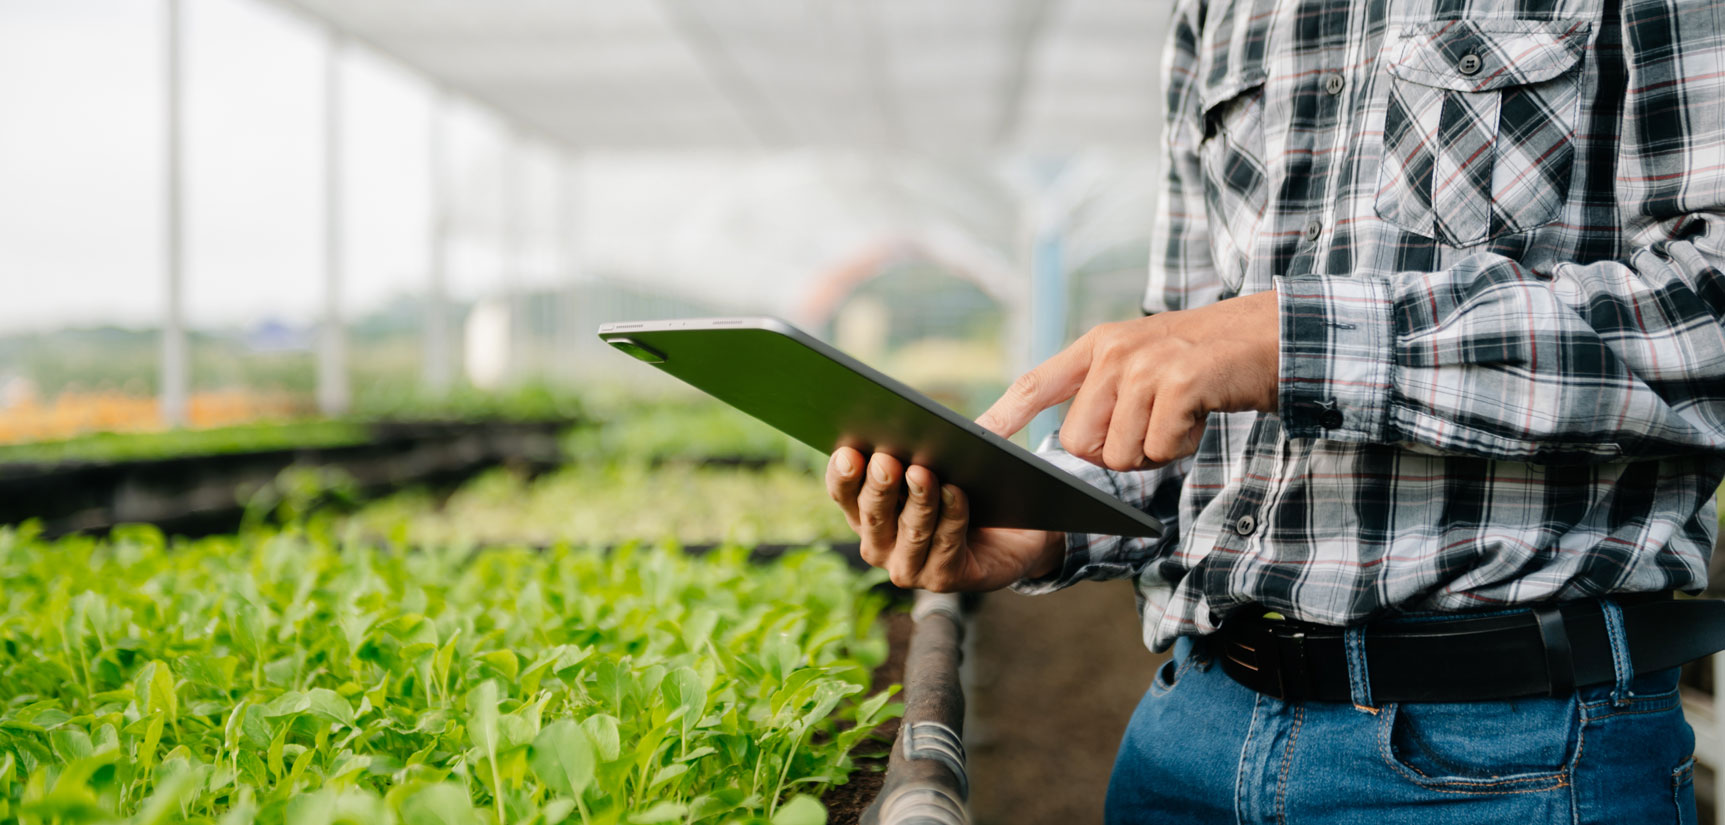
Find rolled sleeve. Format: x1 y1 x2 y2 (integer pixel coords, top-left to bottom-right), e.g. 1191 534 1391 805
1009 432 1183 595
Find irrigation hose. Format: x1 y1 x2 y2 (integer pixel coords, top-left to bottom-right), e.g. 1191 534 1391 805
861 590 970 825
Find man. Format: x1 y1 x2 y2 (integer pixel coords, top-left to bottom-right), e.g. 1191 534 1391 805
826 0 1725 818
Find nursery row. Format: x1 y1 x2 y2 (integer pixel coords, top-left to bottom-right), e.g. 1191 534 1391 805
0 522 900 825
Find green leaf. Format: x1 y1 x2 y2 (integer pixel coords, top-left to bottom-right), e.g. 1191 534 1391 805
478 650 519 682
663 667 707 737
770 795 827 825
628 801 687 823
133 660 178 724
465 680 500 754
581 715 621 762
307 688 355 727
529 719 594 798
397 782 484 825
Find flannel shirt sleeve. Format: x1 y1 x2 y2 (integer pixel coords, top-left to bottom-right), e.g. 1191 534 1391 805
1011 3 1205 595
1278 0 1725 462
1010 432 1186 595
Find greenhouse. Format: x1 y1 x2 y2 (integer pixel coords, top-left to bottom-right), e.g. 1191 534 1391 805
4 2 1725 825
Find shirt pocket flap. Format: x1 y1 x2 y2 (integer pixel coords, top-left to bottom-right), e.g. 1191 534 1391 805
1200 68 1268 122
1388 19 1590 92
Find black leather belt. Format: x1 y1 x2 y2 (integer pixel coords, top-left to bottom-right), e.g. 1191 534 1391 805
1213 595 1725 703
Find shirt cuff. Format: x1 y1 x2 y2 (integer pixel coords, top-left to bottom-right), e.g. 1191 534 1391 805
1009 529 1115 596
1275 274 1397 442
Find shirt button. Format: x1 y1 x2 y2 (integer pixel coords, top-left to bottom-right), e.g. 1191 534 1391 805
1234 514 1258 536
1457 53 1483 75
1302 219 1323 243
1323 72 1346 95
1320 407 1345 429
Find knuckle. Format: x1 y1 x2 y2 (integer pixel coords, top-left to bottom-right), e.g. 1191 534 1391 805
1104 453 1140 472
1010 370 1042 401
1142 441 1177 466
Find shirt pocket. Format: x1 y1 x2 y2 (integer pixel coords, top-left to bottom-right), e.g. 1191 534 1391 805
1199 75 1270 293
1374 19 1590 247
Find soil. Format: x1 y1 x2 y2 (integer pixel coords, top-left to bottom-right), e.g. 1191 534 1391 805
822 609 914 824
965 581 1165 824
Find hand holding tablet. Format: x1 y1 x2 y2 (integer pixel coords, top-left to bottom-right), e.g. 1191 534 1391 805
598 317 1165 590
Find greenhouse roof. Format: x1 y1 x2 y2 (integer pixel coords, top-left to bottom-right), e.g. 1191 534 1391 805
271 0 1167 154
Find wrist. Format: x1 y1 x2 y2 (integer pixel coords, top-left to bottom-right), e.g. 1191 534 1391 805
1026 531 1067 579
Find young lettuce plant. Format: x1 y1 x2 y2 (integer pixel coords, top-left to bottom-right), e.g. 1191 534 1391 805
0 525 900 824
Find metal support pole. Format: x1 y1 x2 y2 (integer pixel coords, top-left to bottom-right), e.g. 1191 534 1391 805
423 89 453 394
554 155 581 380
159 0 188 427
503 132 525 381
1027 225 1066 448
317 30 350 416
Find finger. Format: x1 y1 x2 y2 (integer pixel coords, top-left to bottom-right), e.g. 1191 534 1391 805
855 452 904 565
1101 380 1154 471
888 465 940 589
1143 394 1206 467
976 335 1096 437
824 447 866 530
922 485 970 592
1058 363 1119 465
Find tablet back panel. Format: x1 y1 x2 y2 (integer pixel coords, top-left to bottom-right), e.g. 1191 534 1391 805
597 317 1162 538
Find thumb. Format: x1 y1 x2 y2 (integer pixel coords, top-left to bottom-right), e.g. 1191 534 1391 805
975 336 1093 437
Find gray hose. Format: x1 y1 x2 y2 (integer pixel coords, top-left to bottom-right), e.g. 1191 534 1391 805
862 591 970 825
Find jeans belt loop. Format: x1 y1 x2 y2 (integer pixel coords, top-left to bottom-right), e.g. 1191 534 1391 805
1343 626 1375 711
1600 599 1635 707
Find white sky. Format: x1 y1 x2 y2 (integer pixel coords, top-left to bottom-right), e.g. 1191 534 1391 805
0 0 541 333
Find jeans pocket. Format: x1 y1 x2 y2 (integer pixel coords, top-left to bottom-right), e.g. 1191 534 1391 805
1673 757 1696 825
1149 658 1179 697
1379 693 1578 792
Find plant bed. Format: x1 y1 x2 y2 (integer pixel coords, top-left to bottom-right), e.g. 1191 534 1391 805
344 463 854 550
0 419 571 537
0 525 903 824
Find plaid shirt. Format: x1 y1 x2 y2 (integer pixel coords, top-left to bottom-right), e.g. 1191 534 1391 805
1015 0 1725 651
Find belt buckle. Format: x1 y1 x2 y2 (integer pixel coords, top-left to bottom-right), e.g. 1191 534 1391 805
1223 618 1312 700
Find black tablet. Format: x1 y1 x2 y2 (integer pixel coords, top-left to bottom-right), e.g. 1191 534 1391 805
597 317 1163 538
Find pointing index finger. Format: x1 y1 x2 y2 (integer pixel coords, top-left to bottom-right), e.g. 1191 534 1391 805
975 335 1094 437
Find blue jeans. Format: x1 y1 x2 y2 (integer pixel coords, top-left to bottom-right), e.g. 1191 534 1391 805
1106 628 1698 824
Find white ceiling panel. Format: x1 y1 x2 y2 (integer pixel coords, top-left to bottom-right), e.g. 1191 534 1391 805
271 0 1172 153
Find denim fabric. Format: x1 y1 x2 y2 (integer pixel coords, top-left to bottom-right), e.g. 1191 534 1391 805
1105 636 1698 824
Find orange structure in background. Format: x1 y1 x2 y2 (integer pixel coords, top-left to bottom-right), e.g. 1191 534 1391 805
0 389 310 444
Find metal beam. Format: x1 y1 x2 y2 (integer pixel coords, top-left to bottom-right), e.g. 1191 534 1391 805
160 0 188 427
993 0 1058 146
554 154 583 380
423 88 454 393
654 0 793 148
503 129 526 381
317 29 350 415
262 0 572 153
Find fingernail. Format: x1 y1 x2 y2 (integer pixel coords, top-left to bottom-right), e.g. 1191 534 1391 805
907 478 924 497
835 453 853 476
871 458 890 484
941 486 956 507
